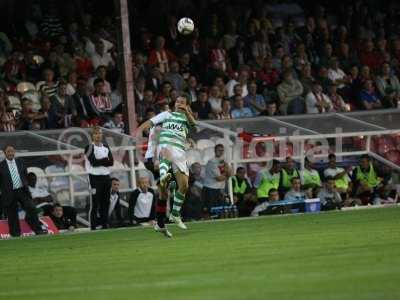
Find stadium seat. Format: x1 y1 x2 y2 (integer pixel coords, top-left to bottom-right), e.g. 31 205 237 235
16 82 36 94
45 165 70 193
69 164 89 192
22 90 41 111
111 161 130 189
196 139 215 151
27 166 49 190
187 149 202 165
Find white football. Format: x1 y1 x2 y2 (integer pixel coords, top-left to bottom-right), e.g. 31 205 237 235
177 17 194 35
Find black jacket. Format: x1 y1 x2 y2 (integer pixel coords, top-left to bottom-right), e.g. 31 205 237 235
84 143 114 168
0 159 29 206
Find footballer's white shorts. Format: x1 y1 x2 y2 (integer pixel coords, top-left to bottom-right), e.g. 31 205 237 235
157 144 189 176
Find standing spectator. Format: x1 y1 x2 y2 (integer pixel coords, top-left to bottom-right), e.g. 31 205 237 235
50 81 77 128
40 68 59 98
305 81 333 114
208 85 223 118
89 79 113 118
277 70 304 115
164 61 185 91
0 145 46 237
191 89 212 120
0 93 16 132
243 81 266 116
202 144 232 215
255 160 281 203
90 40 115 70
318 177 343 211
232 167 256 217
359 80 382 110
128 176 156 225
284 177 307 201
148 36 176 74
231 95 253 119
217 99 232 120
280 156 300 197
85 127 114 230
104 112 125 133
324 154 352 199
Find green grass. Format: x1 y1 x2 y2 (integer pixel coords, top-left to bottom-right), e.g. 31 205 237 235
0 207 399 300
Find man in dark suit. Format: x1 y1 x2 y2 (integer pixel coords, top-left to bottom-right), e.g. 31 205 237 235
72 77 96 125
0 145 46 237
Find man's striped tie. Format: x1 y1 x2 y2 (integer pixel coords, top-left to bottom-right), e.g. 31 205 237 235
10 161 22 189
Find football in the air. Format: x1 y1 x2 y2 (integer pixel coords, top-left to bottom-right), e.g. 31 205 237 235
177 17 194 35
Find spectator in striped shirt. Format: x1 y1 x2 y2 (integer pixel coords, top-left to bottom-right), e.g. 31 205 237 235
0 92 16 132
89 78 112 118
40 68 59 98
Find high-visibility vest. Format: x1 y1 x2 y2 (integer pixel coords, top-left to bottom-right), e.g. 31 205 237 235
257 172 280 198
302 168 321 187
232 176 247 194
281 168 299 189
355 163 380 188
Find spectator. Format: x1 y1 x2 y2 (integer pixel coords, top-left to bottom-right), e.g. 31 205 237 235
299 63 315 96
352 154 389 205
318 176 343 211
264 101 278 116
217 98 232 119
301 158 322 198
66 71 78 96
185 75 200 104
183 162 204 221
40 68 59 98
137 89 155 123
208 85 223 117
3 51 26 85
251 188 281 216
375 63 400 105
305 81 333 114
164 61 185 91
0 93 16 132
271 45 285 71
315 66 332 92
148 36 176 74
293 43 310 72
145 66 164 93
359 39 380 72
90 39 115 70
89 78 113 117
359 80 382 110
134 77 146 103
327 57 349 91
209 38 227 73
54 44 75 78
191 89 212 120
277 70 304 115
49 204 77 231
27 172 53 210
327 83 349 112
179 53 194 80
72 77 96 125
324 153 352 199
243 81 266 116
88 65 112 95
226 70 249 98
229 37 251 71
284 177 307 201
202 144 232 215
41 51 61 80
231 95 253 119
104 112 125 133
214 76 228 98
257 56 280 89
50 81 77 128
232 167 256 217
128 176 156 225
108 178 123 227
318 43 334 68
18 99 46 130
72 42 94 79
155 81 173 106
255 159 281 203
280 156 300 196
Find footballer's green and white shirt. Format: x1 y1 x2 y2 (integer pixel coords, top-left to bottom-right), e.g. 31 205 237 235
150 111 193 151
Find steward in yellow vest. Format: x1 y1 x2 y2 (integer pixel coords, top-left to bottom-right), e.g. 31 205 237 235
232 167 256 216
256 159 281 202
279 156 299 196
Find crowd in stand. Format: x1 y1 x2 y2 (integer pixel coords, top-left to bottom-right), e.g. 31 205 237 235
0 0 400 133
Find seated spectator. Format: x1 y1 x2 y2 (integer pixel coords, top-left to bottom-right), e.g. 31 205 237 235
352 154 389 205
3 51 26 85
318 43 334 68
89 78 113 117
214 76 228 99
202 144 232 216
39 68 59 98
72 77 96 125
148 36 176 74
183 162 204 221
209 38 228 73
299 63 315 96
318 176 343 210
254 159 281 203
145 66 164 93
49 204 77 231
301 158 322 198
179 53 194 80
375 63 400 106
243 81 266 116
108 178 124 227
39 95 58 129
293 43 310 72
18 99 47 130
72 42 94 79
164 61 185 91
315 66 332 93
217 99 232 119
128 176 156 225
87 65 112 95
50 81 77 128
104 112 125 133
359 39 381 72
27 172 53 210
257 56 280 89
66 71 78 96
305 81 333 114
208 85 223 117
251 188 281 216
359 80 382 110
277 70 304 115
232 167 256 217
54 44 75 78
324 154 352 200
90 39 115 70
191 89 212 120
226 70 249 98
184 75 200 104
284 177 307 201
327 57 349 91
137 89 155 123
0 93 16 132
327 83 349 112
231 95 253 119
155 81 173 106
264 101 279 116
279 156 300 196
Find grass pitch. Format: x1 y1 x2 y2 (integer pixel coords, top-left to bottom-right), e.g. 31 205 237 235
0 207 399 300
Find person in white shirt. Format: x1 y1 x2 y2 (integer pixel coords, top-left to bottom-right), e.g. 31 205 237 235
306 81 333 113
327 57 349 90
90 40 115 70
226 70 249 98
323 153 352 197
85 127 114 230
128 176 156 224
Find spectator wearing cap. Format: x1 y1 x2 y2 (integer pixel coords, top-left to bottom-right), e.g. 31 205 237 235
243 81 266 116
231 95 253 119
89 78 113 117
359 80 382 110
305 81 333 114
277 70 304 115
191 89 212 120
